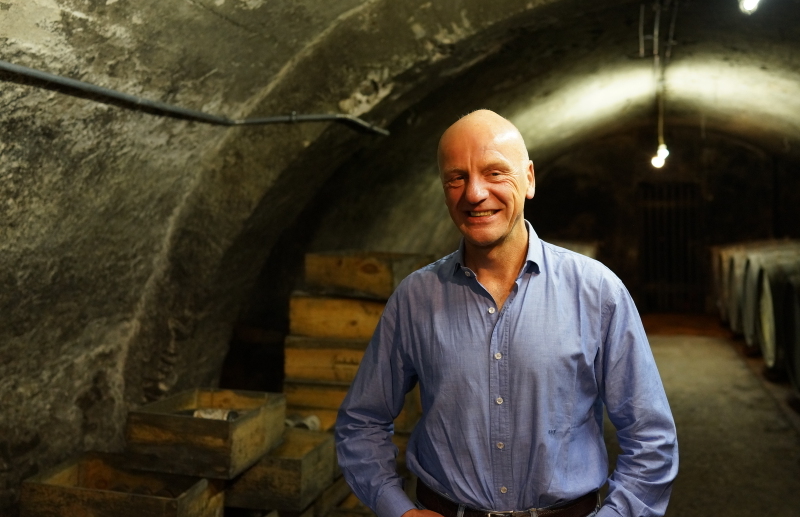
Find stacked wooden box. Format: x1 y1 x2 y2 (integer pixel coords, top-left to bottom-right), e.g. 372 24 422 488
285 251 432 431
284 251 432 514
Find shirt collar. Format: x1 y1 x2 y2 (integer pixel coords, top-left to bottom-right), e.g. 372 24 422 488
452 219 541 276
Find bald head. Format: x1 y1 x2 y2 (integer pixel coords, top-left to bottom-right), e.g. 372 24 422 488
436 109 536 251
438 110 530 174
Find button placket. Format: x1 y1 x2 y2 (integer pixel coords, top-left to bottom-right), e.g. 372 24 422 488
499 292 516 499
490 295 512 500
488 290 507 501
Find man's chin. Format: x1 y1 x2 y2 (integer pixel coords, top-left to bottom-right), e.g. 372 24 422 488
461 231 503 249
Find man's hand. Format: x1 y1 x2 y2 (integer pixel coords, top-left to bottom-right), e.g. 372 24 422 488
401 509 444 517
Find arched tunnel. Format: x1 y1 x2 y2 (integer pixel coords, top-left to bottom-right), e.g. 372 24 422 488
2 0 800 515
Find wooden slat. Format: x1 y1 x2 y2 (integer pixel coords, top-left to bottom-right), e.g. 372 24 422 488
285 336 371 350
285 347 364 383
284 336 370 383
305 251 433 300
290 294 385 340
284 380 351 411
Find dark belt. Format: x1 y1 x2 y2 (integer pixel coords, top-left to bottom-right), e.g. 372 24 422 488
416 482 599 517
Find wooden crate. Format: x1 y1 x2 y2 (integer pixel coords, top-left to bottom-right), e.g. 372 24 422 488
20 452 224 517
283 381 420 434
226 428 335 511
278 475 352 517
284 336 370 383
305 251 433 300
125 389 285 479
289 294 385 340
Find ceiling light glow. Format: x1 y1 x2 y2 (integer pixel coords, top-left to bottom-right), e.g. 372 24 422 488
651 144 669 168
739 0 760 14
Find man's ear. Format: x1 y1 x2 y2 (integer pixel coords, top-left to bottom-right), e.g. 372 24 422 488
526 161 536 199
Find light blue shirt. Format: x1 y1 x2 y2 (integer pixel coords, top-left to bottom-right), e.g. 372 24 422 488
335 222 678 517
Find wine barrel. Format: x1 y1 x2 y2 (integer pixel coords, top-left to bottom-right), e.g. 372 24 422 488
741 247 800 349
724 241 800 336
724 246 751 333
756 255 800 372
787 273 800 395
710 245 727 322
717 243 755 324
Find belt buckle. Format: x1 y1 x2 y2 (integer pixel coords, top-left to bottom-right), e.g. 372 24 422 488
487 511 535 517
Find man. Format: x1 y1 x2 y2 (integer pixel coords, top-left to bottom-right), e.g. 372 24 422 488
335 110 678 517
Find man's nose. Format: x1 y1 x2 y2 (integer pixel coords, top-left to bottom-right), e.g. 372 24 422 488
464 176 488 204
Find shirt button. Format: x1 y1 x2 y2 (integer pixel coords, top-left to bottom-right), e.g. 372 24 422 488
497 442 504 449
465 271 472 277
500 486 508 494
494 352 502 360
488 307 496 314
496 397 503 405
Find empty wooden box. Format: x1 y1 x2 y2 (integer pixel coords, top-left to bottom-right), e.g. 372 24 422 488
125 389 285 479
305 251 433 300
20 452 224 517
226 428 335 511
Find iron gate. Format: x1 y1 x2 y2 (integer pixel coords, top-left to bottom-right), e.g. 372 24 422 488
637 181 706 312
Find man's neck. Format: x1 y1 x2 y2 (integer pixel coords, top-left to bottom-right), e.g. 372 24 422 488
463 222 529 308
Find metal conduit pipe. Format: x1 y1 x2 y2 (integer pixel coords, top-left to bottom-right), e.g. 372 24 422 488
0 59 390 136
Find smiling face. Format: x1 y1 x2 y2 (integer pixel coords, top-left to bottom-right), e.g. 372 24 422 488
438 111 536 251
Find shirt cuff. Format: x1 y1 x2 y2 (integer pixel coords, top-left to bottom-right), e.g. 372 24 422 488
375 484 416 517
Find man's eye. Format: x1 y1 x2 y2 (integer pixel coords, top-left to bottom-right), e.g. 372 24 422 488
448 177 465 186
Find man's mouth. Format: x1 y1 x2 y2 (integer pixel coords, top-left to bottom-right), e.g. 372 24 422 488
469 210 498 217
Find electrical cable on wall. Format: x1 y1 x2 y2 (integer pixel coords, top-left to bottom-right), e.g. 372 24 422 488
0 59 390 137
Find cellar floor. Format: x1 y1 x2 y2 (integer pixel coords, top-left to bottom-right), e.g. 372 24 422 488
602 314 800 517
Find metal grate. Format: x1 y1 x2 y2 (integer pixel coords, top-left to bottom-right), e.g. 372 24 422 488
637 181 706 312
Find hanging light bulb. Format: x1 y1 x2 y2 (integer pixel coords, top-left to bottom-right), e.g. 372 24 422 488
739 0 760 15
651 144 669 168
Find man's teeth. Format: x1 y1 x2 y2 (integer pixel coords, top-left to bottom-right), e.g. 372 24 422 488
470 211 495 217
